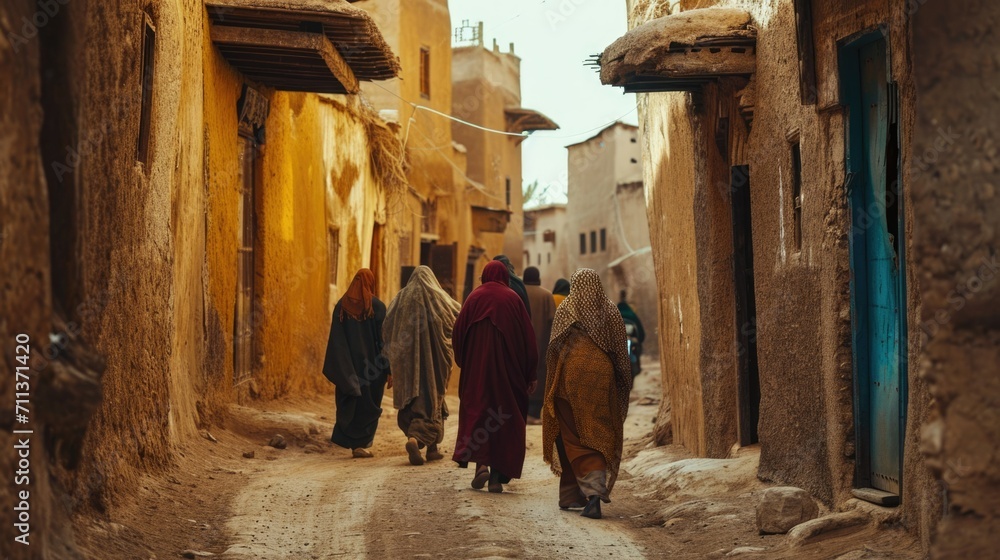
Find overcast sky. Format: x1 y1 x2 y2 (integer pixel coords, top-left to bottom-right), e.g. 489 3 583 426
448 0 638 206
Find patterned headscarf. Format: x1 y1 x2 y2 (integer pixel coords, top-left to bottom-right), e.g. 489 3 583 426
340 268 376 321
547 269 632 421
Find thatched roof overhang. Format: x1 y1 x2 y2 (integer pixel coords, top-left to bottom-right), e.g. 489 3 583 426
597 8 756 94
206 0 400 93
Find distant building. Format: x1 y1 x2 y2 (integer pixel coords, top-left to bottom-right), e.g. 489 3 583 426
566 122 658 354
452 35 558 283
360 0 472 298
523 203 569 290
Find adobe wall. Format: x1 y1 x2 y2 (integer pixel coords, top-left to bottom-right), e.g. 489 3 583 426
203 41 394 404
634 87 709 450
911 0 1000 555
64 0 207 508
742 0 936 536
1 1 65 556
627 4 936 535
361 0 474 299
1 0 400 522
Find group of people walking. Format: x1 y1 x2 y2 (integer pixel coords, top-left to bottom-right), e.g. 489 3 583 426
322 256 639 520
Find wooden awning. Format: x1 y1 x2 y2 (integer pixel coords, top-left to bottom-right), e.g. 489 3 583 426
598 8 756 93
206 0 400 94
505 107 559 134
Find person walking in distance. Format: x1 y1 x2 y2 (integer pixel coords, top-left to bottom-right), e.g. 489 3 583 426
523 266 555 425
492 254 532 318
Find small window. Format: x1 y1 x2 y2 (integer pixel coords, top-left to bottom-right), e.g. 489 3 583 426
590 231 597 253
630 158 638 164
137 13 156 164
579 233 586 255
547 252 551 264
328 228 340 284
505 177 511 207
630 137 637 143
791 141 803 251
600 228 607 251
419 47 431 99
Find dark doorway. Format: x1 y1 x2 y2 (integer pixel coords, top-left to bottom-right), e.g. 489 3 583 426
420 240 457 297
400 266 416 290
369 223 384 296
840 32 906 500
462 247 485 302
730 165 761 445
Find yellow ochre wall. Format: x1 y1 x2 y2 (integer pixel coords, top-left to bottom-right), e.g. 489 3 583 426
203 24 392 403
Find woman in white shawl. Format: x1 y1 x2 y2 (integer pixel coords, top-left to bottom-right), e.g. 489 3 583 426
383 266 462 465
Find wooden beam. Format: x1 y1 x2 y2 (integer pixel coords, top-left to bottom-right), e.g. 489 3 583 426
648 48 756 79
211 25 359 93
793 0 818 105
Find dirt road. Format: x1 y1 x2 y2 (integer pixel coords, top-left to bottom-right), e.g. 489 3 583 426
218 417 648 559
74 366 921 559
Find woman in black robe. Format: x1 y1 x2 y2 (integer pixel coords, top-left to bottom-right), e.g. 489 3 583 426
322 268 391 458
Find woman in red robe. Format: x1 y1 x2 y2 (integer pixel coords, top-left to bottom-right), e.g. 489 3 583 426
452 260 538 493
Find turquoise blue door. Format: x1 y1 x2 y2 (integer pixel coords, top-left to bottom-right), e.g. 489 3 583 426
841 34 907 496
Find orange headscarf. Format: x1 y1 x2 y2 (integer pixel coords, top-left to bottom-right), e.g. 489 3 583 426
340 269 376 321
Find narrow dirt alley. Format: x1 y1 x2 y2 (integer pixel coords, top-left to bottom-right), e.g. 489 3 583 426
72 365 921 559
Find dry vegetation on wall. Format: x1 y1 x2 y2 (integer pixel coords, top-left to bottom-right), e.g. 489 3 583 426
629 0 673 25
361 100 409 198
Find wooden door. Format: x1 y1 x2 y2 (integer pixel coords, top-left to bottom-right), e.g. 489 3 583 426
842 34 906 496
234 136 256 385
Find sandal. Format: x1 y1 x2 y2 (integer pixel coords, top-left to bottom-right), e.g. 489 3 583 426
488 469 504 494
425 444 444 462
471 465 490 489
405 438 424 466
581 496 602 519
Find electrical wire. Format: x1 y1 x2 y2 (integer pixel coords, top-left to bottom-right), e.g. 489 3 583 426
407 120 507 204
369 81 638 144
369 81 528 139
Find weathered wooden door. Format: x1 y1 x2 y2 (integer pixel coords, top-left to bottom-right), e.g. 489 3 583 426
842 34 906 497
731 165 760 445
234 136 256 385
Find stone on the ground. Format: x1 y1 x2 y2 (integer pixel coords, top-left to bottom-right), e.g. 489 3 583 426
180 550 215 558
756 486 818 534
242 450 254 459
787 510 868 547
267 434 287 449
199 430 218 443
726 547 766 556
303 444 322 454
